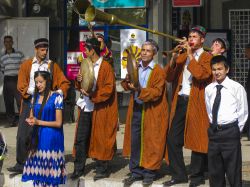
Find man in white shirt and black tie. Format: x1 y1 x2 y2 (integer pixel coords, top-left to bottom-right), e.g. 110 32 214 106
205 55 248 187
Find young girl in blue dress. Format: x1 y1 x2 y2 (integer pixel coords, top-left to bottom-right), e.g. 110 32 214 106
22 71 66 187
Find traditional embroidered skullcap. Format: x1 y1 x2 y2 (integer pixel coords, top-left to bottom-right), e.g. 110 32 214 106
34 38 49 48
96 33 105 40
191 25 207 37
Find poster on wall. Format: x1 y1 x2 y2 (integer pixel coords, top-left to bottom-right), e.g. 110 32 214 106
172 0 202 7
66 30 104 80
66 51 82 80
180 8 193 30
120 29 146 79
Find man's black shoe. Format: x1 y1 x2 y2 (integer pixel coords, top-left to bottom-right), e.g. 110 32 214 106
70 170 84 180
10 121 18 127
163 179 188 187
7 165 23 173
123 175 143 186
189 183 198 187
189 181 205 187
93 172 108 181
142 177 153 186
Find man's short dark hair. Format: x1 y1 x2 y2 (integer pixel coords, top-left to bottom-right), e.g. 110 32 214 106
4 35 13 41
211 55 229 69
85 37 101 56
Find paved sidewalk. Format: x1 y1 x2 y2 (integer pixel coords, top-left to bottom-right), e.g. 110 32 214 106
0 120 250 187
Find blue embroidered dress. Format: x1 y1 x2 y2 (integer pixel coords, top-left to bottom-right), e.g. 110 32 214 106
22 92 66 187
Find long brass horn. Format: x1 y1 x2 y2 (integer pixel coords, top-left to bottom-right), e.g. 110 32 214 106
72 0 91 19
72 0 182 42
85 5 184 42
72 0 211 50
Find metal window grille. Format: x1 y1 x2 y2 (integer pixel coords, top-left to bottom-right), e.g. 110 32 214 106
229 9 250 87
172 8 179 31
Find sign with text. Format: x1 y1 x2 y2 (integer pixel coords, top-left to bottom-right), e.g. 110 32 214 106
66 52 82 80
120 29 146 79
91 0 146 8
172 0 202 7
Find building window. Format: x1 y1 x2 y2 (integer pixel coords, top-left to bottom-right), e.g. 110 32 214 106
229 9 250 86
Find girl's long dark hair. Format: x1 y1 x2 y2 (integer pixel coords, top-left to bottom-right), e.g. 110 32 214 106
28 71 52 155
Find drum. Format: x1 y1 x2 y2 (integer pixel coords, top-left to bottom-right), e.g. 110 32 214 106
126 47 139 88
80 57 95 93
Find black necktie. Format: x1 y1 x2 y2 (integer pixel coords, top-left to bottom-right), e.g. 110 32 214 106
212 85 223 125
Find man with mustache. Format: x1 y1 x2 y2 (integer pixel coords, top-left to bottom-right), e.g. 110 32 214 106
122 39 169 186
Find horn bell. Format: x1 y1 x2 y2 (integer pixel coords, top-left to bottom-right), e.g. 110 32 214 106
72 0 91 19
85 5 119 25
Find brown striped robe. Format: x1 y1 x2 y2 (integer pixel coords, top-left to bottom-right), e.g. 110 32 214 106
165 51 212 153
17 59 70 99
122 64 169 170
72 60 118 160
88 60 118 160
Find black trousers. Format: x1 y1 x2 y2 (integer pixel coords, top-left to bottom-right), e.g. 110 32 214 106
129 102 156 180
167 95 206 183
16 98 33 166
208 122 242 187
73 110 92 172
3 76 21 121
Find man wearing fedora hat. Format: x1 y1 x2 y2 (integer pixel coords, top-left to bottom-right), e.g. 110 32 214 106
164 26 212 187
7 38 70 173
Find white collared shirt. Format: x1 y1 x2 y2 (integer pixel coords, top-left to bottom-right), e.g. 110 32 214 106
27 57 52 95
205 76 248 131
93 57 103 90
76 57 103 111
178 47 204 96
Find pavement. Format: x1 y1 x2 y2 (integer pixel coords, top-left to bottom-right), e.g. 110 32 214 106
0 117 250 187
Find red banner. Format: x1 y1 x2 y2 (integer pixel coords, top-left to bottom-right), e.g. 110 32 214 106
172 0 202 7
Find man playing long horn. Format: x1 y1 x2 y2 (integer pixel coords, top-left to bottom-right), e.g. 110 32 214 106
163 26 212 187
